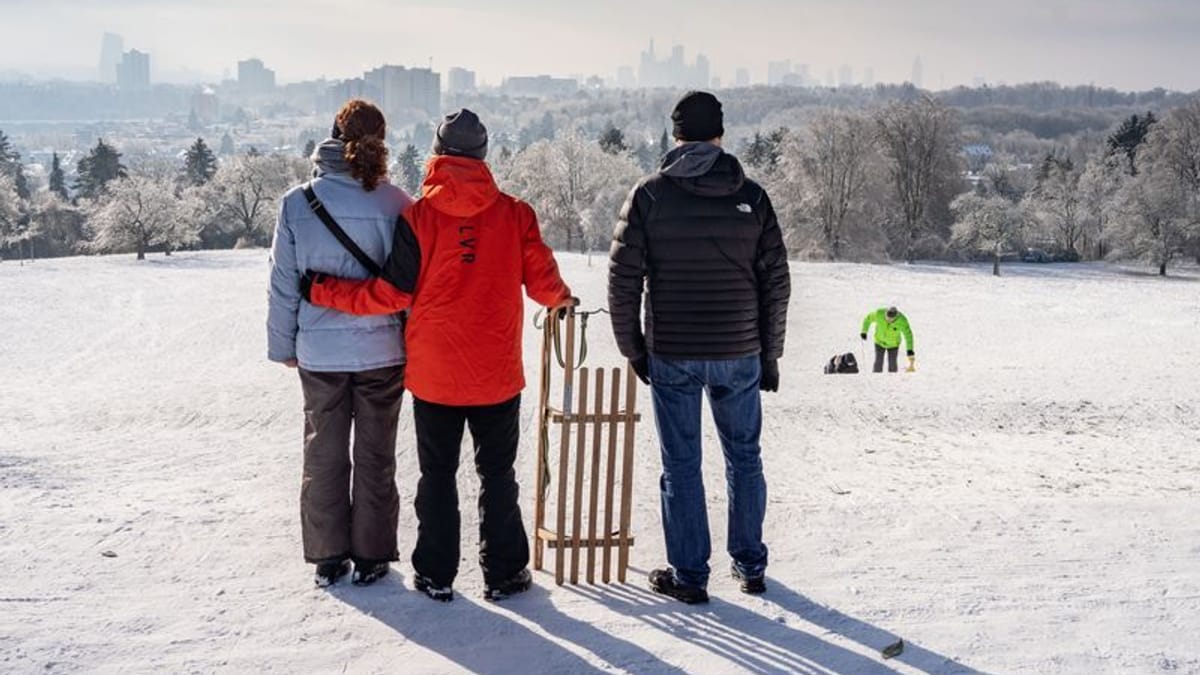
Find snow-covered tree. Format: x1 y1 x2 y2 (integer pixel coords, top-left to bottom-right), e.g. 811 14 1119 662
499 131 641 253
1026 153 1083 258
776 110 879 260
1077 151 1125 259
90 176 195 260
874 96 962 261
200 154 295 247
951 192 1026 276
1107 108 1200 276
0 130 30 200
0 173 25 260
29 192 86 258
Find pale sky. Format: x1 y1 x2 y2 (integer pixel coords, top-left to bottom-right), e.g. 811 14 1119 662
3 0 1198 91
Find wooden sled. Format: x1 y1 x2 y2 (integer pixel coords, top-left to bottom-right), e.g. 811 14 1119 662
532 307 640 585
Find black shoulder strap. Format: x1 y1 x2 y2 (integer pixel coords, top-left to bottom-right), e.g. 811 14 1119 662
302 183 383 277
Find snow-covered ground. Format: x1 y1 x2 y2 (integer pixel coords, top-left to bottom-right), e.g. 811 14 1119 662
1 250 1198 675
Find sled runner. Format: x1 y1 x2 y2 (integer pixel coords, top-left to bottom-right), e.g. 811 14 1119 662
532 307 640 585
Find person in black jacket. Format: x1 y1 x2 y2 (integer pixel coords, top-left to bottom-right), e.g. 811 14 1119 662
608 91 791 604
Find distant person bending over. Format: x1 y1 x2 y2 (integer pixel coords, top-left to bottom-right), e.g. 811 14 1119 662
266 99 413 588
302 109 576 602
860 306 915 373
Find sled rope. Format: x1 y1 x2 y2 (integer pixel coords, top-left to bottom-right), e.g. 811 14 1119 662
533 307 610 371
534 306 610 502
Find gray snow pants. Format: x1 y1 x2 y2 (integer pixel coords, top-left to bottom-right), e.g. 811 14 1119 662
873 344 899 373
298 365 405 564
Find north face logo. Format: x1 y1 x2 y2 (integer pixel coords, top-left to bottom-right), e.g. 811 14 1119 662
736 203 752 213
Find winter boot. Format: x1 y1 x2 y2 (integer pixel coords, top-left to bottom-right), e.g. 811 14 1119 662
730 563 766 595
413 573 454 602
352 560 390 586
648 568 709 604
314 559 351 588
483 568 532 602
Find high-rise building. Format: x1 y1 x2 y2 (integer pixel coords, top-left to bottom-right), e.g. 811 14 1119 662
795 63 811 86
363 65 441 118
734 68 750 88
767 60 792 86
693 54 711 89
99 33 123 83
116 49 150 90
447 67 476 94
638 40 712 89
838 64 853 88
190 87 220 126
911 56 924 89
237 58 276 94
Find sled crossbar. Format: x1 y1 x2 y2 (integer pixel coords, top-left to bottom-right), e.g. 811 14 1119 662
533 307 639 585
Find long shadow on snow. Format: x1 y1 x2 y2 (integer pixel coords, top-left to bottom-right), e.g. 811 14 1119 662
761 580 992 675
568 578 905 674
331 570 682 673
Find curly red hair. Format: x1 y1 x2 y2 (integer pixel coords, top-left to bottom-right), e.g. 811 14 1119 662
335 99 389 191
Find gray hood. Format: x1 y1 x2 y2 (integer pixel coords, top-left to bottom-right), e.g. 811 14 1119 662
659 141 746 198
311 138 350 177
660 141 723 178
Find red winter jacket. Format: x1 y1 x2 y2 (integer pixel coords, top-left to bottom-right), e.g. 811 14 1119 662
309 155 571 406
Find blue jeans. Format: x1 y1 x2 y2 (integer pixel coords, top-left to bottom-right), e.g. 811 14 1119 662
648 354 768 588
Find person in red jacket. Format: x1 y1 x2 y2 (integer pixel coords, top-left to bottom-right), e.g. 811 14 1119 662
302 109 574 602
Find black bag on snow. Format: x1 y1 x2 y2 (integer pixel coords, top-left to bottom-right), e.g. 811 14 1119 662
823 352 859 374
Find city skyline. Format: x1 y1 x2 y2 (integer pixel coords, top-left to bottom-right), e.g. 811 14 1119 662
2 1 1199 92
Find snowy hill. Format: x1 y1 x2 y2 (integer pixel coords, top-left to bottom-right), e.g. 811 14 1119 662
1 251 1197 674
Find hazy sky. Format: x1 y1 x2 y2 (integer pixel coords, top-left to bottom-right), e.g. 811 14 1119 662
3 0 1199 91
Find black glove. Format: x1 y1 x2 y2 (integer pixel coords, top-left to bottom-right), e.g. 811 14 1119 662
760 358 780 393
907 350 915 357
860 333 868 341
630 355 650 385
299 270 326 303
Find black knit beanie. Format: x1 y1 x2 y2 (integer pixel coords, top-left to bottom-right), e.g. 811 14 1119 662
671 91 724 142
432 108 488 160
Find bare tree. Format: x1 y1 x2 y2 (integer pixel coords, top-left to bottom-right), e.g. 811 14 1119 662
90 176 195 260
779 110 878 260
1027 154 1083 258
1107 108 1200 276
203 154 297 247
874 96 962 261
1077 151 1125 260
0 173 27 261
951 192 1026 276
499 131 641 253
28 192 87 258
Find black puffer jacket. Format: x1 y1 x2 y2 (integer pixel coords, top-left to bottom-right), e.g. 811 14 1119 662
608 142 790 361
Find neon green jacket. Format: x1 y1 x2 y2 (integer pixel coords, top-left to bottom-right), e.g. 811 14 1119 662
862 308 914 352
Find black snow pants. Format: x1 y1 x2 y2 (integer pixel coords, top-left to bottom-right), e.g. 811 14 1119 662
410 394 529 587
